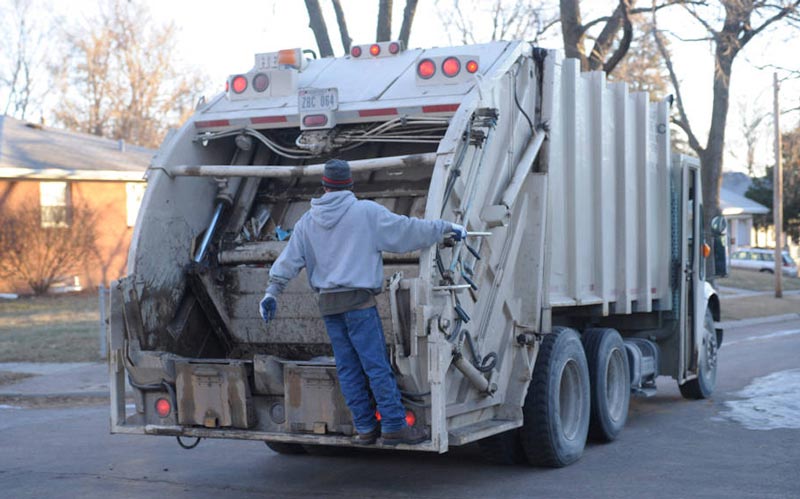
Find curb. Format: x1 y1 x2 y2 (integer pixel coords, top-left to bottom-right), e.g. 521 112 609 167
0 392 109 403
719 313 800 330
0 390 109 399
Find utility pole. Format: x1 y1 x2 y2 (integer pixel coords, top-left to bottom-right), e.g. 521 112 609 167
773 72 783 298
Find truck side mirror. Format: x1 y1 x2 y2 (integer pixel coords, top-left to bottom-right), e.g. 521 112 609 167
710 216 728 278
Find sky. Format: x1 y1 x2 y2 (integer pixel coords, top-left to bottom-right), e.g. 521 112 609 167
5 0 800 174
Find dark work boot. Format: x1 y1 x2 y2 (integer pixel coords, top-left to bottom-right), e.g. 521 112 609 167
351 426 381 445
381 425 428 446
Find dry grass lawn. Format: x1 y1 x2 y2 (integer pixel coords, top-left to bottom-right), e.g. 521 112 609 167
720 294 800 322
0 293 101 363
721 268 800 291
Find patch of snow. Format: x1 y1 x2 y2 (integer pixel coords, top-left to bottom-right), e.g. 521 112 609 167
0 404 23 410
720 369 800 431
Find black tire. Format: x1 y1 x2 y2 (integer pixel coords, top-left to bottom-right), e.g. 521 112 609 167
478 428 526 465
679 309 718 400
759 268 774 274
582 328 630 442
520 327 590 468
265 441 307 455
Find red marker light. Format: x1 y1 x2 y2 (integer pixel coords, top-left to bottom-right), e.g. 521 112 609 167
417 59 435 79
466 60 479 73
351 46 362 58
369 44 381 56
155 398 171 418
303 114 328 127
375 409 415 426
388 42 400 54
442 57 461 77
232 75 248 94
253 73 269 92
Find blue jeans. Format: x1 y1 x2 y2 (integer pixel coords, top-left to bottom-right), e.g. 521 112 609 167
322 306 406 434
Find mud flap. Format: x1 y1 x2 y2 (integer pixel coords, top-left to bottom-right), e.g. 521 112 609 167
176 360 256 429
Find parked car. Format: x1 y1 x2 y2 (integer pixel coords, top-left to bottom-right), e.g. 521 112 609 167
729 248 798 277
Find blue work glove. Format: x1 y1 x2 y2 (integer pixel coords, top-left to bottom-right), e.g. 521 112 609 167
450 223 467 242
259 292 277 325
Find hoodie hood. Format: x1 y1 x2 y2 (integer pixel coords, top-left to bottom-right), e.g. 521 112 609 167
310 190 357 229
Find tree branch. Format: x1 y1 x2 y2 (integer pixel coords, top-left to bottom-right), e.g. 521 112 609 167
740 0 800 45
331 0 352 53
399 0 419 48
376 0 393 41
680 2 721 42
603 8 633 74
581 0 695 34
652 25 703 154
304 0 334 57
589 0 628 72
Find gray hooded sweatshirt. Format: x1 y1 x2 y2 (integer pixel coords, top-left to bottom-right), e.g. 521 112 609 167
266 190 452 296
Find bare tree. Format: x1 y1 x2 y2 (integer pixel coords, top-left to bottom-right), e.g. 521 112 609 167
653 0 800 227
53 0 205 148
607 15 670 98
439 0 560 46
0 0 51 120
0 199 98 295
560 0 691 75
305 0 420 56
735 102 768 176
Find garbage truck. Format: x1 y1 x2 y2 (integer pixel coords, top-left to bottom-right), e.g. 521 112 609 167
108 40 728 467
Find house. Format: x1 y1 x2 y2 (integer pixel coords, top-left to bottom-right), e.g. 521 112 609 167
720 186 769 251
721 171 798 261
0 115 154 294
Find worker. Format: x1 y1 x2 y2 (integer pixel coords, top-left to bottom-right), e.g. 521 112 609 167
259 159 466 446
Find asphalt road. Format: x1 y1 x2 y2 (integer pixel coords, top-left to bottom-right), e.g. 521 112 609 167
1 318 799 499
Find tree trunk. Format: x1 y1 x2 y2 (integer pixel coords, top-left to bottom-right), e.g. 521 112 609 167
304 0 334 57
700 50 735 232
331 0 352 53
377 0 393 41
399 0 418 48
560 0 588 70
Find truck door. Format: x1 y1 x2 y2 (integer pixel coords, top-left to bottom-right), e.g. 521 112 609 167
681 164 703 380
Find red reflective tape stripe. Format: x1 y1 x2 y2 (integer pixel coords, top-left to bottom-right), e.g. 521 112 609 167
195 119 230 128
422 104 459 113
251 115 288 124
322 176 353 185
358 108 398 117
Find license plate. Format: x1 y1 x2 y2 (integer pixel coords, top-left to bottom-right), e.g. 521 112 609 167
298 88 338 112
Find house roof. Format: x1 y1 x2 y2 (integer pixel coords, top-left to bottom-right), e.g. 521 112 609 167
722 171 753 197
0 115 154 181
720 187 769 216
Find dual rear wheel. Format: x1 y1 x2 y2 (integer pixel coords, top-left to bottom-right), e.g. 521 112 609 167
480 326 630 467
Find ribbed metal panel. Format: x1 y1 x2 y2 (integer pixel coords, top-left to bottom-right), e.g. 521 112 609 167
544 57 672 315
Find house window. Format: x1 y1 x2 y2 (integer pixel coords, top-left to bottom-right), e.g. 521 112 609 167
40 181 71 227
126 182 146 227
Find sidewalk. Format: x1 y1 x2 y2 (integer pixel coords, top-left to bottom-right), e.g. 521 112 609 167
0 362 118 406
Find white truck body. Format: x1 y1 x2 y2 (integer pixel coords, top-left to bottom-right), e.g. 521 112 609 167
109 40 722 465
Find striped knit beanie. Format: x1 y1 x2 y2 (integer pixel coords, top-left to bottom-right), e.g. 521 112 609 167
322 159 353 189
